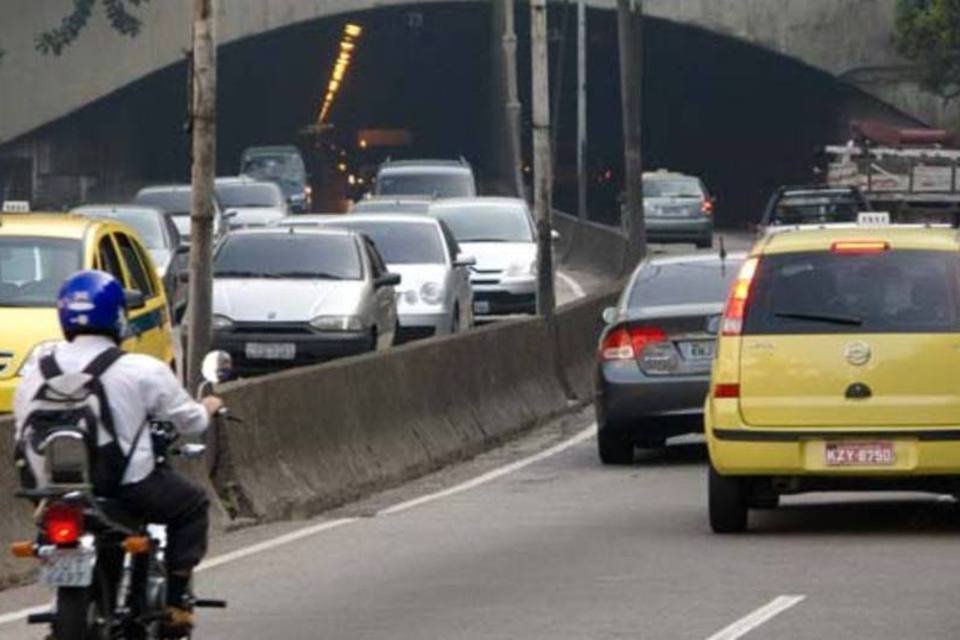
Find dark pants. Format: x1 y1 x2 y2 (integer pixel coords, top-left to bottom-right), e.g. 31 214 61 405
119 466 210 572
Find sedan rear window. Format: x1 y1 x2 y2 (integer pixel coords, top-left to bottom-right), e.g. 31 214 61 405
330 222 445 265
376 173 474 198
744 250 960 334
135 190 191 214
628 259 742 309
769 192 862 226
214 234 361 280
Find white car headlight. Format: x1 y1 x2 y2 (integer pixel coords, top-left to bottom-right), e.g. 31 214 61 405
18 341 59 377
505 261 536 277
419 282 444 305
310 315 365 332
212 315 235 330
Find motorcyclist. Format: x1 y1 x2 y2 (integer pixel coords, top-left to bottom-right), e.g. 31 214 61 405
13 270 222 634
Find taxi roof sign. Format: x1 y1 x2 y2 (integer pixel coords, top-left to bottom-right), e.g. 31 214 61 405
1 201 30 213
857 211 890 226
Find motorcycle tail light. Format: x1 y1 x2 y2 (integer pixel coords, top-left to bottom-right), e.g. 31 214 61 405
44 503 83 546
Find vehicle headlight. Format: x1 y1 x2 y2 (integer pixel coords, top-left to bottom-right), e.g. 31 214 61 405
310 315 365 331
212 315 235 331
419 282 444 305
18 341 58 377
505 261 536 277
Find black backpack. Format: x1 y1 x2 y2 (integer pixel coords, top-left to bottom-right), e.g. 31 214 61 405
15 348 145 497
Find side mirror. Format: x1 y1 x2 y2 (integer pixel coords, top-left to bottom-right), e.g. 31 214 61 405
201 350 233 385
375 273 402 288
125 289 147 311
601 306 618 325
454 255 477 268
177 243 191 255
706 314 721 335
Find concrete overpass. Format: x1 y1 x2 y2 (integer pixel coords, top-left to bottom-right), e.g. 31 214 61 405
0 0 951 149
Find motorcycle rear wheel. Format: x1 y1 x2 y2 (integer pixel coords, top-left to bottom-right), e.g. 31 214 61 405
53 573 112 640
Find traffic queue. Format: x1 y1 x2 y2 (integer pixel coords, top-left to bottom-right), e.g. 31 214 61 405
0 152 547 409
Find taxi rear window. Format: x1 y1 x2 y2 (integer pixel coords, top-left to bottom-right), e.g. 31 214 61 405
744 250 960 334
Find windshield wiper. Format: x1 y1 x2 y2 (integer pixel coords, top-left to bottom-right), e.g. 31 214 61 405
773 311 863 326
462 238 511 243
272 271 345 280
215 270 277 278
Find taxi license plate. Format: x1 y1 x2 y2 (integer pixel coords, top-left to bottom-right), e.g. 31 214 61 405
825 441 895 467
40 548 95 588
245 342 296 361
473 301 491 315
680 341 714 360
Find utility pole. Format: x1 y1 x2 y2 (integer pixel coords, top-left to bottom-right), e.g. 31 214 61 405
617 0 646 270
576 0 587 222
186 0 217 391
502 0 525 199
531 0 556 317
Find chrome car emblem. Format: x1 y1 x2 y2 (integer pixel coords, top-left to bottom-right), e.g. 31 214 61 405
844 341 871 366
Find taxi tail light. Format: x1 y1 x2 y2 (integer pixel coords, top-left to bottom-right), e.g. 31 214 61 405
713 383 741 399
600 325 667 362
43 503 83 546
721 257 759 336
831 240 889 255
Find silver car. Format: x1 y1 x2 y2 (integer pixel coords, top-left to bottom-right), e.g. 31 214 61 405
210 228 400 375
427 197 538 319
277 214 474 341
215 176 289 229
134 184 228 244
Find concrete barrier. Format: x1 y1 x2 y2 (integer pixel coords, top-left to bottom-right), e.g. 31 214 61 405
554 211 630 279
0 415 40 589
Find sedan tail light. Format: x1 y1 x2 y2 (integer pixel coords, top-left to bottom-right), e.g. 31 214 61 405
701 198 715 216
43 502 83 546
600 325 667 362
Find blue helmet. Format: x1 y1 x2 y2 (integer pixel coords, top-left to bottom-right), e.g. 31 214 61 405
57 270 127 341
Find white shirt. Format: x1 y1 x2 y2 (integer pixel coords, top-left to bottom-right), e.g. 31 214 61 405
13 335 209 485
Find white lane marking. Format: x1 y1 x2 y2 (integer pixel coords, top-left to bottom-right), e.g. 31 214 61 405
705 595 806 640
197 517 358 571
556 271 587 300
381 423 597 515
0 424 597 626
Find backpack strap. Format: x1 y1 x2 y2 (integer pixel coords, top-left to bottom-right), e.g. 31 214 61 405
80 347 126 446
82 347 125 378
38 354 62 380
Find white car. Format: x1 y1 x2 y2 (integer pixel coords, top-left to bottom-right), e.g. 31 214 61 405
210 227 400 375
276 214 474 342
427 198 538 319
215 176 289 229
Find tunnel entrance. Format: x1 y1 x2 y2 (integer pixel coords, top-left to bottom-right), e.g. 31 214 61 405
2 2 919 227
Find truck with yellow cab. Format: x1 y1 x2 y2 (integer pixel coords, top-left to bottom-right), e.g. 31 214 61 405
0 213 176 412
706 215 960 532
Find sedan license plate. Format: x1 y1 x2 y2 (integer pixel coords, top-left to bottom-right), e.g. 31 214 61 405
680 341 714 361
245 342 296 361
473 301 491 315
825 441 895 467
40 549 95 588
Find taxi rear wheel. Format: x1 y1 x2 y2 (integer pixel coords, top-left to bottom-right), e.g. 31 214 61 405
709 465 747 533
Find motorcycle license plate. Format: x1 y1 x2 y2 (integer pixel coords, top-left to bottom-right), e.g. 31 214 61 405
40 548 95 588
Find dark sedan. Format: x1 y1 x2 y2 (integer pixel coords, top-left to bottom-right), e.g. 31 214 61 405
595 252 746 464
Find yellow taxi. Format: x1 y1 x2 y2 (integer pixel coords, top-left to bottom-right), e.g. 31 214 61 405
0 214 175 412
705 217 960 532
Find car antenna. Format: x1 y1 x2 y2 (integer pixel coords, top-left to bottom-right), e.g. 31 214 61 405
718 236 727 274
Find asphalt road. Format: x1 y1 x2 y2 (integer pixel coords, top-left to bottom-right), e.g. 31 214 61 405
3 406 960 640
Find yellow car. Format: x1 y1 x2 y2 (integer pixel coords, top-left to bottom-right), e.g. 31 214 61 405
705 222 960 532
0 214 175 412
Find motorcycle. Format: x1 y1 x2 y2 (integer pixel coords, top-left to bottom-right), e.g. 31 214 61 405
10 350 235 640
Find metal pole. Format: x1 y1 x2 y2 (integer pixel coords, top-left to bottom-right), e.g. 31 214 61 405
531 0 556 317
576 0 587 222
617 0 646 271
186 0 217 392
502 0 525 199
